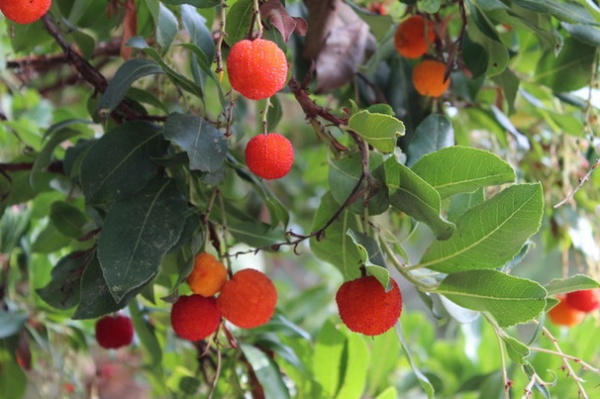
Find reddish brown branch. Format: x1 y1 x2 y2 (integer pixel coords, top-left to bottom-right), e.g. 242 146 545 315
0 161 64 174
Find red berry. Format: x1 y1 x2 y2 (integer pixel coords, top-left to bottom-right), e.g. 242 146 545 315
226 38 288 100
95 315 134 349
394 15 436 59
170 294 221 341
548 295 585 327
565 289 600 312
336 276 402 336
216 269 277 329
0 0 52 24
245 133 294 180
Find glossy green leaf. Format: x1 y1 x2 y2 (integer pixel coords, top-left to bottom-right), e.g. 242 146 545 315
225 0 254 46
36 251 91 310
545 274 600 296
348 110 405 153
411 146 515 199
240 344 291 399
157 2 178 50
418 183 543 273
385 158 456 240
407 114 454 166
97 59 164 115
536 37 595 92
80 121 165 205
310 192 363 281
98 178 187 302
49 201 88 238
434 270 547 327
162 113 227 172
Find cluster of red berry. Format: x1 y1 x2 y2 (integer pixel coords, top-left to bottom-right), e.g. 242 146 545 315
548 289 600 327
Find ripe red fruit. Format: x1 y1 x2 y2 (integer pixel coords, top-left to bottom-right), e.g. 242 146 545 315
245 133 294 180
565 289 600 312
548 296 585 327
170 295 221 341
226 38 288 100
0 0 52 24
412 60 451 98
95 314 134 349
216 269 277 329
336 276 402 336
394 15 436 59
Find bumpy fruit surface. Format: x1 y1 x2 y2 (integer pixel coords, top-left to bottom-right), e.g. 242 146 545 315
95 314 134 349
412 60 451 98
0 0 52 24
548 296 585 327
186 252 228 297
336 276 402 336
170 295 221 341
565 289 600 312
245 133 294 180
394 15 436 59
226 38 288 100
216 269 277 329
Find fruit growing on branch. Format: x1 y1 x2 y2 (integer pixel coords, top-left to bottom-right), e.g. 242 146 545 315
170 295 221 341
245 133 294 180
95 314 134 349
0 0 52 24
186 252 228 297
565 289 600 312
412 59 451 97
226 38 288 100
216 269 278 329
548 296 585 327
394 15 436 59
336 276 402 336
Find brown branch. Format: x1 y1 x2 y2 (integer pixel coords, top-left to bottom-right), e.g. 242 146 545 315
554 158 600 208
0 161 64 175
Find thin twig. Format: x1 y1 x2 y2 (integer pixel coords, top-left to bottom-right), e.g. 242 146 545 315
553 158 599 208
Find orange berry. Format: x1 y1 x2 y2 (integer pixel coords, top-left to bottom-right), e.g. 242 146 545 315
216 269 277 329
226 38 288 100
394 15 436 59
186 252 228 297
245 133 294 180
0 0 52 24
170 295 221 341
565 289 600 312
548 296 585 327
336 276 402 336
95 314 134 349
412 60 451 97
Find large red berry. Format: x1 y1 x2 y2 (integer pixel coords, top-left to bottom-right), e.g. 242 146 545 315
336 276 402 336
226 38 288 100
170 295 221 341
245 133 294 180
95 314 134 349
0 0 52 24
216 269 277 329
565 289 600 312
548 296 585 327
394 15 436 59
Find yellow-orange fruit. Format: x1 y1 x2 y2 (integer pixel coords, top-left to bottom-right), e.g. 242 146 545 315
226 38 288 100
412 60 451 97
186 252 228 297
245 133 294 180
0 0 52 24
548 296 584 327
336 276 402 336
170 295 221 341
216 269 277 329
394 15 436 59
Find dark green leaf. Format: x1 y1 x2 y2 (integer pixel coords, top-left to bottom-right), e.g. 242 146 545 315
36 251 91 310
181 5 215 70
157 3 178 50
225 0 254 46
562 22 600 46
407 114 454 166
49 201 88 238
512 0 598 24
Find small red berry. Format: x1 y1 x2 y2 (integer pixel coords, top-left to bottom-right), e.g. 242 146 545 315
565 289 600 313
170 295 221 341
95 314 134 349
226 38 288 100
548 295 585 327
336 276 402 336
245 133 294 180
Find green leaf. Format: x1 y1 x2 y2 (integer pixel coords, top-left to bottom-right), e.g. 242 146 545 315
535 37 595 92
348 110 405 153
313 320 346 398
30 128 79 190
80 121 165 205
434 270 547 327
334 332 369 399
396 325 435 398
181 5 215 70
407 114 454 166
418 0 442 13
227 221 285 248
418 183 543 273
157 2 178 50
502 336 530 364
512 0 597 24
162 113 227 172
98 178 187 302
0 312 28 339
129 300 162 367
562 23 600 46
225 0 254 46
49 201 88 238
410 146 516 199
0 339 27 399
97 59 164 115
310 192 363 281
385 158 456 240
329 152 389 215
346 230 390 287
36 251 91 310
240 344 291 399
465 2 509 76
367 330 401 396
161 0 219 7
375 387 398 399
545 274 600 296
492 68 520 115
